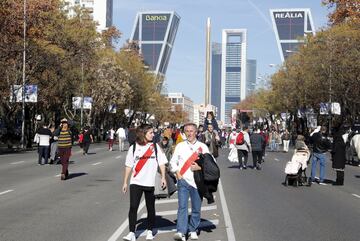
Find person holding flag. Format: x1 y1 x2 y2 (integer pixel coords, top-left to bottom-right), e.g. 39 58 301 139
122 124 167 241
170 123 210 241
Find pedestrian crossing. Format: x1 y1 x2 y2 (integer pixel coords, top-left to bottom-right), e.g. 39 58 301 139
113 193 221 241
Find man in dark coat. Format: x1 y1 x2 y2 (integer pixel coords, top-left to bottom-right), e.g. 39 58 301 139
331 126 346 185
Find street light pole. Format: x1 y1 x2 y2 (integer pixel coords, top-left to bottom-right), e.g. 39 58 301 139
20 0 27 149
80 60 84 127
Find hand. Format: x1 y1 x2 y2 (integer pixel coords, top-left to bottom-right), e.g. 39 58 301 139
161 177 167 190
191 162 201 171
122 183 128 194
176 173 183 180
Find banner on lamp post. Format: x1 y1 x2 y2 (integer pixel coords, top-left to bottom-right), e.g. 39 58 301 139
10 85 38 103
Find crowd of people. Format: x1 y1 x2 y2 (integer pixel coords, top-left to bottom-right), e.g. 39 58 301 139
32 112 360 240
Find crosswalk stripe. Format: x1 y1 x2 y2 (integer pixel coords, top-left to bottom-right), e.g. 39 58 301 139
140 205 217 218
92 162 102 166
136 219 219 237
155 199 178 204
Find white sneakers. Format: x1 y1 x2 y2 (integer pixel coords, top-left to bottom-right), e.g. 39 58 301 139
189 231 199 240
123 232 136 241
173 232 186 241
145 230 154 240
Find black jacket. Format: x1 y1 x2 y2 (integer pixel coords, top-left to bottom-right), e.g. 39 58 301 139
331 130 346 169
193 153 220 204
310 132 331 154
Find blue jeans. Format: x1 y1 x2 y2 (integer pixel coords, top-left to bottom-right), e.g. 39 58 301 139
310 152 326 182
176 178 202 234
270 140 276 151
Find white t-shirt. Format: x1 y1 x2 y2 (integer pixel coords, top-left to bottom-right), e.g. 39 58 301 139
125 142 168 187
109 129 115 139
116 128 126 139
170 140 210 189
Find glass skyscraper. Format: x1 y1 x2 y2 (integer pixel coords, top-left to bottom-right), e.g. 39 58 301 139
270 8 315 62
221 29 247 124
130 11 180 77
211 43 222 121
246 59 257 96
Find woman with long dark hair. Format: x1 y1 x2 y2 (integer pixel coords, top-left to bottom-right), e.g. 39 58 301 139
122 124 168 241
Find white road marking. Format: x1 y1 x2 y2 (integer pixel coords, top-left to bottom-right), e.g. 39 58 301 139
136 219 219 237
92 162 102 166
140 205 217 218
0 189 14 196
115 155 122 159
218 179 236 241
54 174 61 177
10 161 25 165
274 158 280 162
155 198 178 204
107 199 146 241
352 193 360 199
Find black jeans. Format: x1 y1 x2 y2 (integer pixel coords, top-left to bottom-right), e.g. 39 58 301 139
38 146 49 164
237 150 248 168
128 184 155 232
252 151 263 168
83 142 91 154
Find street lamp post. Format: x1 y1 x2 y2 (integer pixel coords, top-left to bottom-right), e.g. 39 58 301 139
20 0 27 149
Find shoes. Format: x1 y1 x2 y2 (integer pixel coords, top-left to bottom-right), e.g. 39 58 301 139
173 232 185 241
243 166 247 170
60 174 66 180
145 230 153 240
318 181 327 185
239 166 243 170
123 232 136 241
189 231 198 240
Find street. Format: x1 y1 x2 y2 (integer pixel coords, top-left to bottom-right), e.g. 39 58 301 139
0 143 359 241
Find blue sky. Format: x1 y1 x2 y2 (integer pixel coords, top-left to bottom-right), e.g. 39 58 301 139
113 0 331 103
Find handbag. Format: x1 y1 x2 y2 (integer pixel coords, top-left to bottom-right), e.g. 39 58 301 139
228 147 238 163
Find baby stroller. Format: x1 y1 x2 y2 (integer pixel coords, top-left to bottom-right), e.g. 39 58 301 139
284 149 310 187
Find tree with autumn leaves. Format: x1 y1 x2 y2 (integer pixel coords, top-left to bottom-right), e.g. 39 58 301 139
0 0 178 146
240 0 360 129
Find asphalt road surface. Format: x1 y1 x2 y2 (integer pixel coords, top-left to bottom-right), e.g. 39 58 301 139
0 143 359 241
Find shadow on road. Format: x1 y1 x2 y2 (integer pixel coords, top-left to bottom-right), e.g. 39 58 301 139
227 165 240 169
67 172 88 180
355 175 360 178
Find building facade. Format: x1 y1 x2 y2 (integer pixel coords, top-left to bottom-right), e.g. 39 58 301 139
270 8 315 62
211 42 222 121
246 59 257 96
130 11 180 78
166 93 194 123
64 0 113 32
221 29 247 125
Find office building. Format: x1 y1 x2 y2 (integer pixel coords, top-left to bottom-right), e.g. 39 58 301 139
130 11 180 78
166 93 194 123
270 8 315 62
246 59 257 96
221 29 247 125
64 0 113 32
211 42 222 121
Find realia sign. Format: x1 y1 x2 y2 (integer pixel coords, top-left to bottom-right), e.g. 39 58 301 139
274 12 304 19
